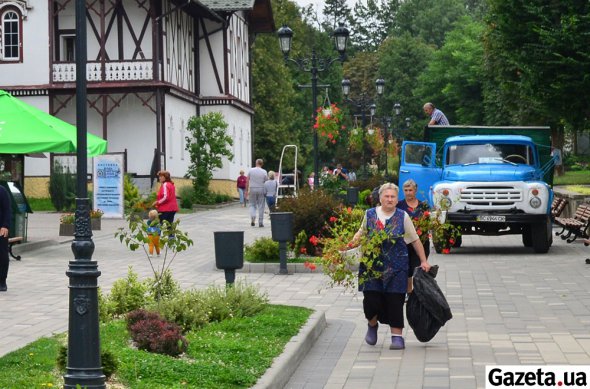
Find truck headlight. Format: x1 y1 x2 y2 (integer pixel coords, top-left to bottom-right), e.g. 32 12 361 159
440 197 452 209
529 196 542 208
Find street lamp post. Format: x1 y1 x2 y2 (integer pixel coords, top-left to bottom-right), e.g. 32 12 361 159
277 24 349 189
341 78 384 178
63 0 105 387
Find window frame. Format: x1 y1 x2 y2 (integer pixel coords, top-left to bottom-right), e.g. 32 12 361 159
0 6 23 63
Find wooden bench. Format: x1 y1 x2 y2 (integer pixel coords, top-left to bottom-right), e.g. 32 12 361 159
554 203 590 243
8 236 23 261
551 197 568 219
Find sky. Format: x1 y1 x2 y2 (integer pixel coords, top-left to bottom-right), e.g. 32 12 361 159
294 0 359 12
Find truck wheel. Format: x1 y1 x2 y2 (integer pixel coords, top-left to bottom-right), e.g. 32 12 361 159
531 218 551 253
522 226 532 247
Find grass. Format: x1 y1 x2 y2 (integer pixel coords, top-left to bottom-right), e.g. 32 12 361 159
564 185 590 195
554 170 590 185
0 304 312 389
26 197 57 212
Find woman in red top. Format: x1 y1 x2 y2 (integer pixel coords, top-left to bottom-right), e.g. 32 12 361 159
152 170 179 226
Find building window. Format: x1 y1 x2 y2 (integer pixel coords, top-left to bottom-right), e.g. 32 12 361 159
1 9 21 61
61 34 75 62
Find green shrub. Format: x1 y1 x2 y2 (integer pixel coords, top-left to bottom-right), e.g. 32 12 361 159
48 161 76 211
106 266 150 316
350 174 387 193
57 345 118 379
276 188 339 254
123 174 141 211
145 268 181 301
293 230 308 258
178 185 195 209
244 237 279 262
203 282 269 322
155 289 211 332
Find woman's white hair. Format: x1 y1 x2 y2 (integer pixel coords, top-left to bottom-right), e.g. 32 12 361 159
402 179 417 190
378 182 399 197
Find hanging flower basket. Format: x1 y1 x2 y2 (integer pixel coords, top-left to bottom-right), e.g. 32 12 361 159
314 103 345 145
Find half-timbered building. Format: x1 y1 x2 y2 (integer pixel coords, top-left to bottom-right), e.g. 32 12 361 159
0 0 274 197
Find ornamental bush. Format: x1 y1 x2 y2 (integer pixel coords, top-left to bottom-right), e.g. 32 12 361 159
127 310 188 356
276 188 339 255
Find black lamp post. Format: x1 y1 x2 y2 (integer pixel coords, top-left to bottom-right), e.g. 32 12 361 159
63 1 105 387
341 78 384 177
277 23 349 189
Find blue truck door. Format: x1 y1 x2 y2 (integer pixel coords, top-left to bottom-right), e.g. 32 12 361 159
399 141 440 203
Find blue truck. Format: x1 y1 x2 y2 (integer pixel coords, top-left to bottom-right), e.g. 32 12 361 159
399 126 561 253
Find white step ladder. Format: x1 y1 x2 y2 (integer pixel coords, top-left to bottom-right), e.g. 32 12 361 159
276 145 298 206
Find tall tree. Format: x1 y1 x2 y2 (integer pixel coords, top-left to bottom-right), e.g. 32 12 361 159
394 0 467 48
417 16 485 125
348 0 397 52
377 33 434 140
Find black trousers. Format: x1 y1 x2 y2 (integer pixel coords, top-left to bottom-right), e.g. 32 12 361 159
363 291 405 328
159 211 176 226
407 240 430 277
0 236 8 283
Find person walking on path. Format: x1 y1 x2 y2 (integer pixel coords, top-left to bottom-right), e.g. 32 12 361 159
423 102 449 125
0 185 11 292
152 170 179 226
264 171 278 212
247 159 268 227
397 179 431 292
237 170 247 207
350 183 431 349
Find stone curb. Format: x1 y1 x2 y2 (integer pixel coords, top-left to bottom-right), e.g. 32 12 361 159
252 310 327 389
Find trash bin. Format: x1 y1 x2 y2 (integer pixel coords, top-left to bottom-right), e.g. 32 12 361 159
270 212 294 242
214 231 244 284
0 181 32 242
346 187 359 206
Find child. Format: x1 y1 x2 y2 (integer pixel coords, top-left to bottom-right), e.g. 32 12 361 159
147 210 161 256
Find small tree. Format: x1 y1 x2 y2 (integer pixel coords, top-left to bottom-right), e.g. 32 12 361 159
48 161 76 211
185 112 234 202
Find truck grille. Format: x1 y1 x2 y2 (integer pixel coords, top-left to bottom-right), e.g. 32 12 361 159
460 186 522 206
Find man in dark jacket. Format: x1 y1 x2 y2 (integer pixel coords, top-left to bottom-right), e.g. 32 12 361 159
0 185 11 292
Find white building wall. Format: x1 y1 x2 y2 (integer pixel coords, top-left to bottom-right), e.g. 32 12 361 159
200 105 251 179
1 2 49 85
163 94 196 177
199 19 225 96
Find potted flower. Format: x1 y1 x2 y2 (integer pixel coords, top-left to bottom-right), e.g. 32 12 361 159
59 213 75 236
90 209 104 230
314 103 345 146
428 208 461 254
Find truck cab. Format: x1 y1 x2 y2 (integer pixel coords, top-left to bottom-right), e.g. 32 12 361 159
400 128 558 253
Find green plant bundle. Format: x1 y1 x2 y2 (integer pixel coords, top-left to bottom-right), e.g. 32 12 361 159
244 237 279 262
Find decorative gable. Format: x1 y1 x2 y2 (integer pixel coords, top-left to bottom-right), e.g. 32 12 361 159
0 0 32 18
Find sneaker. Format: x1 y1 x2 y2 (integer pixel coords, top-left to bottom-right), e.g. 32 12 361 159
389 336 405 350
365 323 378 345
251 220 255 227
259 223 264 227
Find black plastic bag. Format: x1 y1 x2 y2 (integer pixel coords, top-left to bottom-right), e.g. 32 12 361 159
406 266 452 342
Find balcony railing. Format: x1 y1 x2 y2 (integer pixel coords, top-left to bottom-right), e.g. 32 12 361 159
52 61 154 83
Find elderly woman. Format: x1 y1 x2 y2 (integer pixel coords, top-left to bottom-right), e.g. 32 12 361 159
351 183 431 350
397 179 431 281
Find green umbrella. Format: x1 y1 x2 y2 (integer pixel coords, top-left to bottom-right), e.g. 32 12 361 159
0 90 107 156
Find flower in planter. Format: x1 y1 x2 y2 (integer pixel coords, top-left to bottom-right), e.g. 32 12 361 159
314 103 345 145
60 213 75 224
90 209 104 219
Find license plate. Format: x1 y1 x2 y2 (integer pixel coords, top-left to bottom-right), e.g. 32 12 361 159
476 215 506 222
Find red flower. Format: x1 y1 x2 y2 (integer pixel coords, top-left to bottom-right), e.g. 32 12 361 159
449 238 455 245
417 229 422 236
329 216 338 223
408 207 414 212
328 133 334 139
424 211 430 217
376 220 385 230
300 247 307 254
321 131 326 137
309 235 319 246
331 140 336 144
442 248 450 254
313 123 318 129
347 207 352 214
309 263 317 271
